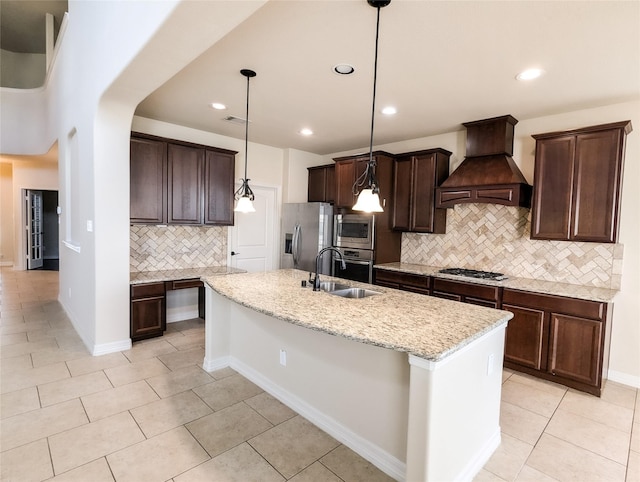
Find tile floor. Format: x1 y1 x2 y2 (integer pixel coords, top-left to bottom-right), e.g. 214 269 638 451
0 268 638 481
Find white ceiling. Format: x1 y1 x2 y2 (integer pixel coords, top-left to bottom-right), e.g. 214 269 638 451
136 1 640 156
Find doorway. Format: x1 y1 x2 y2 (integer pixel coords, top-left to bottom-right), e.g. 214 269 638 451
25 189 59 270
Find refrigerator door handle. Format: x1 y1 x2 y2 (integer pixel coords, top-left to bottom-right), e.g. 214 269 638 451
292 223 301 267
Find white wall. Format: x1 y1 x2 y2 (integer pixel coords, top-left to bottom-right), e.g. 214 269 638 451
320 100 640 387
282 148 324 203
0 49 46 89
0 163 14 265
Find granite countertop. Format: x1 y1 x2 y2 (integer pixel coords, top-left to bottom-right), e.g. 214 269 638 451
131 266 245 284
203 269 512 362
374 262 619 303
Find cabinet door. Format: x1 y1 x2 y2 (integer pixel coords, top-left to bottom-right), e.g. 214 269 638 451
131 296 165 341
392 157 413 230
572 130 623 242
549 313 602 386
412 153 441 232
307 166 327 203
130 137 167 224
335 159 368 208
204 150 235 225
432 291 462 302
503 304 547 370
531 136 575 240
325 165 336 204
168 144 204 224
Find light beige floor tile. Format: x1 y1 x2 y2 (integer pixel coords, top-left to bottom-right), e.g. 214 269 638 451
49 411 145 474
507 373 567 398
193 373 263 411
636 391 640 422
187 401 273 458
208 366 237 380
81 380 159 421
1 332 28 345
559 389 634 433
131 389 212 438
157 347 205 371
166 318 205 333
0 438 53 481
473 468 509 482
31 346 89 367
545 407 631 464
175 442 284 482
627 450 640 482
49 458 115 481
166 332 205 350
146 364 213 398
600 380 638 410
320 444 394 482
632 422 640 453
1 361 70 394
499 401 549 445
245 392 296 425
1 398 88 451
38 370 112 407
66 351 130 377
249 415 339 479
514 465 558 481
290 461 343 482
0 353 32 371
107 426 209 482
482 433 534 482
0 338 58 359
527 433 626 481
1 386 40 419
104 357 170 386
122 339 177 363
501 379 564 418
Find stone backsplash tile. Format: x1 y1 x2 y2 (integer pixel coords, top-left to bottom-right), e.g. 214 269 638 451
130 225 227 272
401 204 622 289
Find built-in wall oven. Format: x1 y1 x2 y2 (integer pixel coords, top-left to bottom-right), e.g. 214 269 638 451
332 214 375 283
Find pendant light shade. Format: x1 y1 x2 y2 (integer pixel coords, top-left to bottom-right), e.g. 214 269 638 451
352 0 390 213
234 69 257 213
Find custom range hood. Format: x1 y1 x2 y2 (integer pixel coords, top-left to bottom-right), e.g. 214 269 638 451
435 115 532 208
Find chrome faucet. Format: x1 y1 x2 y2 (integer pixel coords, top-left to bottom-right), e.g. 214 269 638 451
313 247 346 291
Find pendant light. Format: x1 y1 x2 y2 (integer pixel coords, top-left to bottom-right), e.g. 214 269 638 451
352 0 390 213
234 69 257 213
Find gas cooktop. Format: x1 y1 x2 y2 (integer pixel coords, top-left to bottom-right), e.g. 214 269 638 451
438 268 508 281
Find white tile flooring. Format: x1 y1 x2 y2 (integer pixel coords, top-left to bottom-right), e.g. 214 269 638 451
0 268 638 481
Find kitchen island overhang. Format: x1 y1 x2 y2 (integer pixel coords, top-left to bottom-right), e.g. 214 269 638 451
202 269 512 482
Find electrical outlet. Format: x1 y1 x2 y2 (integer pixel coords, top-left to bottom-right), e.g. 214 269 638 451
279 349 287 367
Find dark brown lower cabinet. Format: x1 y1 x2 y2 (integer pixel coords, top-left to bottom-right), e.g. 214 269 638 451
374 269 431 295
503 289 610 396
130 282 166 342
432 278 500 308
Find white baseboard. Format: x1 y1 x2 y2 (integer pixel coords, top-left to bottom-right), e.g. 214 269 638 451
92 338 132 356
202 356 231 372
225 357 407 482
456 428 501 482
608 369 640 389
0 261 13 267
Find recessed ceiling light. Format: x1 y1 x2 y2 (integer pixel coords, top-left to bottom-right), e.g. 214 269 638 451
210 102 227 110
333 64 355 75
516 68 544 81
381 106 397 115
299 128 313 136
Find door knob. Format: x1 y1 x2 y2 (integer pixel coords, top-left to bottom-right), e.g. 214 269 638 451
231 251 240 256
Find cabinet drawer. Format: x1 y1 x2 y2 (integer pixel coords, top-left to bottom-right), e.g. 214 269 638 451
131 282 166 299
166 279 204 291
375 270 430 290
503 289 605 321
432 278 499 301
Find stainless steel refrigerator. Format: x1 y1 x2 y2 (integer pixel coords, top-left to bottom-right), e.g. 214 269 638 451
280 202 333 274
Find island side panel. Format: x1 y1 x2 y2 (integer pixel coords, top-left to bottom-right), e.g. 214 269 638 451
405 324 506 482
205 288 409 479
203 286 232 371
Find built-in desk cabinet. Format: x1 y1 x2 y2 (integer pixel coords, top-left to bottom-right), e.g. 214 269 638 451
130 278 204 342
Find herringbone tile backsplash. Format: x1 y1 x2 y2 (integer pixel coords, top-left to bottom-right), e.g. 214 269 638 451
130 225 227 272
402 204 623 289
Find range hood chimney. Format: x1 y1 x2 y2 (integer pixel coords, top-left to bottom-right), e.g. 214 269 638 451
435 115 532 208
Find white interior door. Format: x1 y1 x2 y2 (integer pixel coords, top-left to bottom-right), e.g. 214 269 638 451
26 190 44 270
229 185 278 273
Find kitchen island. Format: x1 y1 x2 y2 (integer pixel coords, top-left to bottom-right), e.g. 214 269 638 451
202 269 512 481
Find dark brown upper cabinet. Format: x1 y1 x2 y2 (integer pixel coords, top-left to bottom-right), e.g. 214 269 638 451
392 149 450 233
130 136 167 224
307 164 335 204
130 133 236 226
531 121 632 243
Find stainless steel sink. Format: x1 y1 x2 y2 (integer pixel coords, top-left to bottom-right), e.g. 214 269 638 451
318 281 351 292
327 287 380 298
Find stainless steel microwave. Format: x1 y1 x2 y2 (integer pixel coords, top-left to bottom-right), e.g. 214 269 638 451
333 214 375 250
